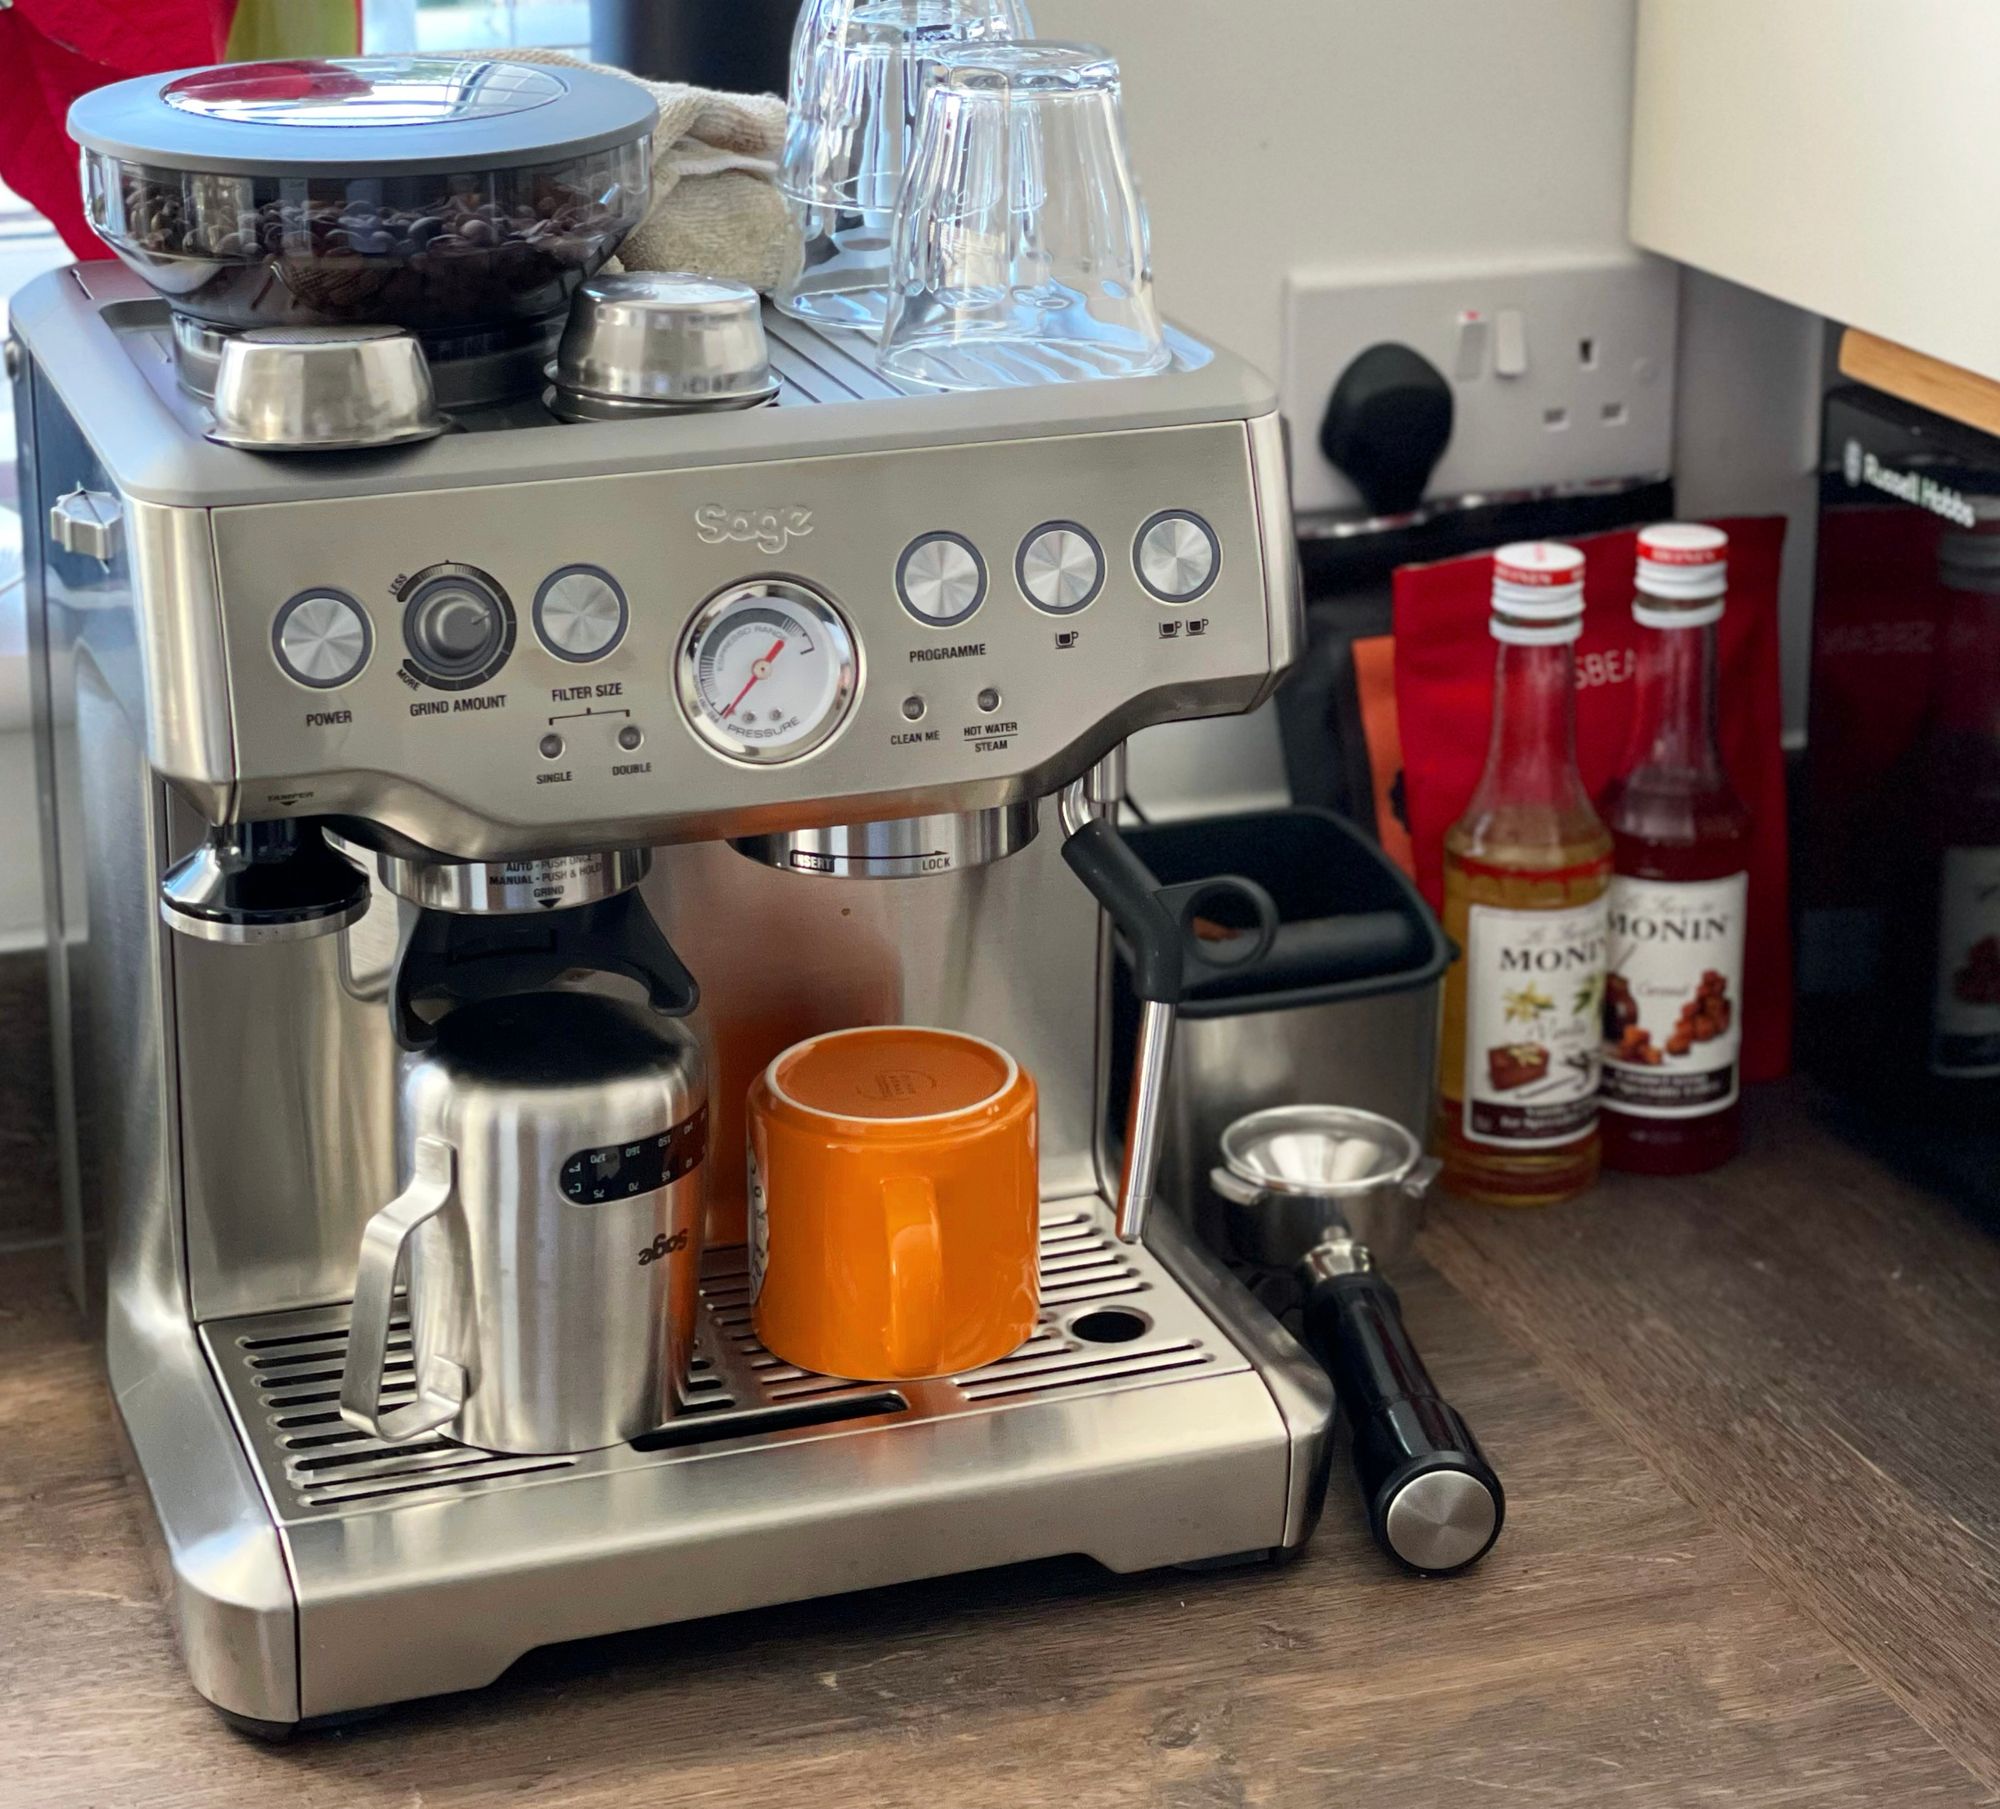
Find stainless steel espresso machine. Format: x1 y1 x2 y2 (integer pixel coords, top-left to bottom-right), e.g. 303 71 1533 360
14 57 1332 1733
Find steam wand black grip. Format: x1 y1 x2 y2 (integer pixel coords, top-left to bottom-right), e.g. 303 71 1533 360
1300 1251 1504 1576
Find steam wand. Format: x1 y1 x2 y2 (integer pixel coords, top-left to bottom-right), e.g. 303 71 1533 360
1059 751 1277 1244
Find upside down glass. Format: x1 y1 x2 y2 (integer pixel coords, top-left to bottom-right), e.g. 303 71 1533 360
779 0 1033 332
878 42 1168 390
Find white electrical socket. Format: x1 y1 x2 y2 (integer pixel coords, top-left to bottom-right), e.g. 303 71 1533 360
1280 254 1679 518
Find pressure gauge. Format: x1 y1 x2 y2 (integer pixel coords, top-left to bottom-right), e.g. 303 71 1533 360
676 580 859 763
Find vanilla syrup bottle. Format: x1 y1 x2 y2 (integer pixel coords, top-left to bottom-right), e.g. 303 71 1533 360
1437 544 1614 1207
1598 525 1753 1175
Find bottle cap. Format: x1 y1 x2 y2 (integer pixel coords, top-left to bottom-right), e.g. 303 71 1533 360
1635 524 1728 627
1491 542 1585 643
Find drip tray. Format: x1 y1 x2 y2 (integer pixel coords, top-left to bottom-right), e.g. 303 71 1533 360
187 1197 1328 1720
204 1203 1243 1522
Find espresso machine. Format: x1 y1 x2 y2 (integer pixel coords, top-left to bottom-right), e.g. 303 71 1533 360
14 58 1332 1733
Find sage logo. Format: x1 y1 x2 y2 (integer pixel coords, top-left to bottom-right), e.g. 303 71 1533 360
695 504 815 555
637 1229 690 1268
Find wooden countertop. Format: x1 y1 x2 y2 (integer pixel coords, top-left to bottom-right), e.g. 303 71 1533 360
3 1085 1998 1807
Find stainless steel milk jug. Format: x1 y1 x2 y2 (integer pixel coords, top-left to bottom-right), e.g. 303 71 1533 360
341 989 707 1456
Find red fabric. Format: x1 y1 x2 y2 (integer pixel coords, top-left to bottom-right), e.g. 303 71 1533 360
1393 518 1794 1083
0 1 233 257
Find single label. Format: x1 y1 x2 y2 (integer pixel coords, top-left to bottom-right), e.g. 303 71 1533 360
1463 898 1609 1148
747 1137 770 1303
1932 847 2000 1077
1600 873 1748 1117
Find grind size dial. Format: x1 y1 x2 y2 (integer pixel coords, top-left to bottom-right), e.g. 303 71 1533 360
676 580 859 763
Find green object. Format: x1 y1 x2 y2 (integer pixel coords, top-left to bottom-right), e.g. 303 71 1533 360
223 0 361 62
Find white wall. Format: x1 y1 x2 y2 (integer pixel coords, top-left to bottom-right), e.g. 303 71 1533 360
1037 0 1654 811
1670 272 1827 744
1633 0 2000 384
1037 0 1643 380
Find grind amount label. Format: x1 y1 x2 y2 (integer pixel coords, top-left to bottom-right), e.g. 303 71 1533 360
1463 899 1608 1148
1932 847 2000 1078
1600 873 1748 1117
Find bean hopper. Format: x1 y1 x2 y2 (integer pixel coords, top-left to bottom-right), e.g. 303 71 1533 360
17 56 1331 1732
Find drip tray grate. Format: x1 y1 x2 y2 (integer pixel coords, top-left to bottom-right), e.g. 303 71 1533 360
203 1202 1241 1523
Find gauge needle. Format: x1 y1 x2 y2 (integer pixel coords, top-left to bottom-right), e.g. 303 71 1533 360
722 639 787 718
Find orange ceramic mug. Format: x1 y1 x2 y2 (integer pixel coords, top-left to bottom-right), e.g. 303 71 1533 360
747 1027 1039 1381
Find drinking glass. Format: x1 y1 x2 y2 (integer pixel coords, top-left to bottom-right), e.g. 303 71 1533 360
778 0 1032 332
878 42 1169 389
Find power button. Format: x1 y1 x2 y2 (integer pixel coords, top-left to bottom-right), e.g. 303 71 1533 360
273 589 372 689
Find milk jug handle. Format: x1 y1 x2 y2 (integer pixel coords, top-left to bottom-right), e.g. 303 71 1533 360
341 1135 467 1445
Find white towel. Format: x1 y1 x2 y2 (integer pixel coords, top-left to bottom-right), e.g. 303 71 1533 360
482 48 798 294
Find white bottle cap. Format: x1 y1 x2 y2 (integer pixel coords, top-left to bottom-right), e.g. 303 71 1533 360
1491 542 1585 643
1635 523 1728 627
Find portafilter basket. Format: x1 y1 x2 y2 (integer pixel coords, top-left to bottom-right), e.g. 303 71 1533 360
1211 1104 1440 1272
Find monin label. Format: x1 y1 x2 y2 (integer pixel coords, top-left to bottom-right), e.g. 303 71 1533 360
1462 899 1610 1148
1601 874 1748 1117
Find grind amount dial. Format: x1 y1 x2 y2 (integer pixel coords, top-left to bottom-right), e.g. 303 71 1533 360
400 563 516 690
676 580 858 763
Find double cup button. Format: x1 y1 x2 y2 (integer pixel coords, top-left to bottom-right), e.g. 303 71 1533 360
1135 510 1220 605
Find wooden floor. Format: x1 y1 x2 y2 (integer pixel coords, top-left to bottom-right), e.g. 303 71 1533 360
2 1087 1997 1806
1426 1083 2000 1795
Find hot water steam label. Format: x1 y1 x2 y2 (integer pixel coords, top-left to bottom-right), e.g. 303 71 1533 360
1600 873 1748 1117
1462 899 1609 1148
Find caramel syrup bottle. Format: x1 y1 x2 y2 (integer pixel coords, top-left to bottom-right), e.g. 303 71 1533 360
1597 525 1753 1174
1437 543 1614 1207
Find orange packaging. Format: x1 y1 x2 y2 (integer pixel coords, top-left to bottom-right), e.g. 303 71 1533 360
747 1027 1038 1381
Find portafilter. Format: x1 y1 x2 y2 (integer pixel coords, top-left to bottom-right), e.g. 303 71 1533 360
1213 1105 1504 1578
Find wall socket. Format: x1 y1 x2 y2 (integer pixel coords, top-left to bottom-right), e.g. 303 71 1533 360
1280 254 1680 519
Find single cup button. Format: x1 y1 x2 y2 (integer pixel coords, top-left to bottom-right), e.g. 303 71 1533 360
1018 522 1104 615
539 733 565 760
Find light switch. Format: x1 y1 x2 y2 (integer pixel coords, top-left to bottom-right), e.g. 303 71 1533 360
1494 308 1529 378
1454 310 1490 379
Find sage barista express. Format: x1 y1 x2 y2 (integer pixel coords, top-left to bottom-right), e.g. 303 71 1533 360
17 52 1347 1732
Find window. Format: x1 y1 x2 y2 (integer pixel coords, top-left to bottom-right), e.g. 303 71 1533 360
1 180 72 669
363 0 591 56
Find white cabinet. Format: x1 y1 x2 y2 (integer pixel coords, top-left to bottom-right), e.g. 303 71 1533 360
1631 0 2000 381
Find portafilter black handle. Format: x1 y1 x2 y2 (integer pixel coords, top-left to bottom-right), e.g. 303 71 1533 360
1299 1244 1504 1576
